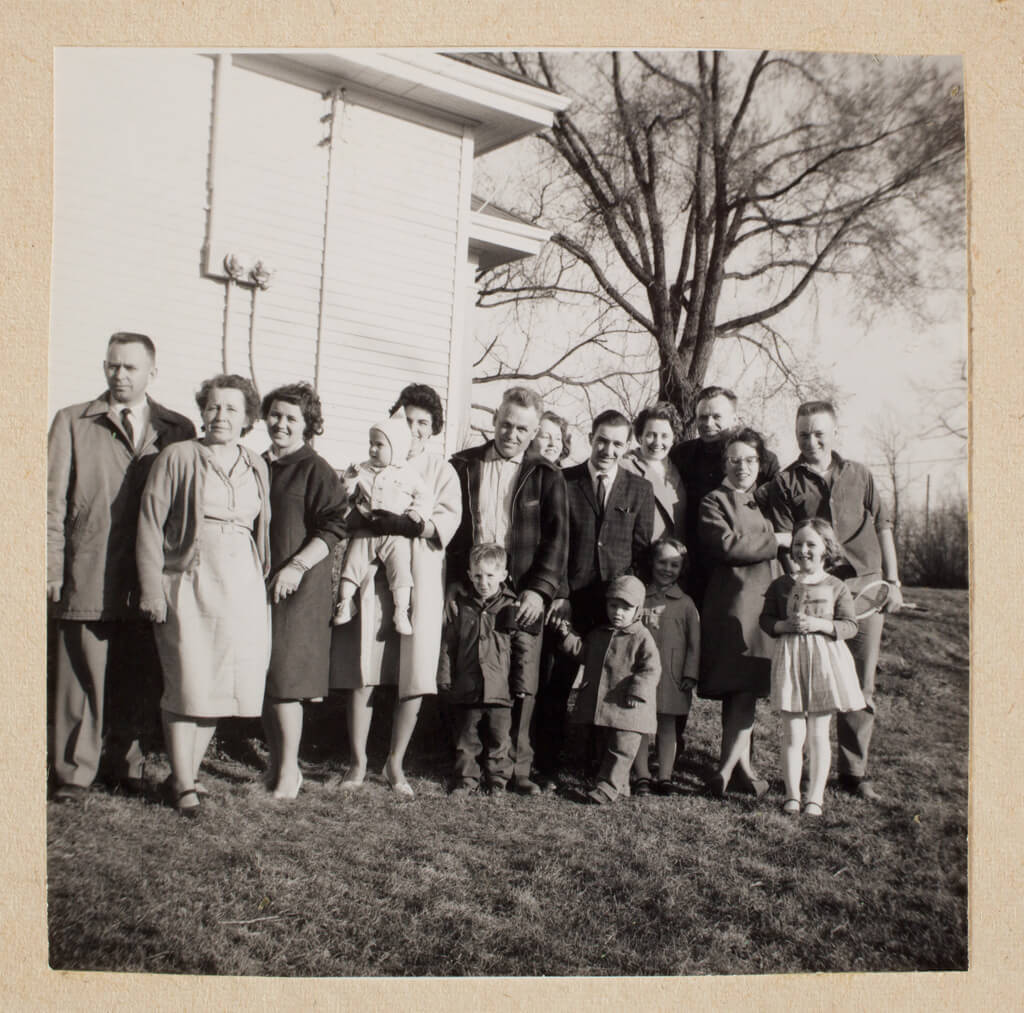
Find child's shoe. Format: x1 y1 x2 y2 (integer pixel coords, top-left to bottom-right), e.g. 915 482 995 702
332 599 356 625
393 609 413 636
654 778 685 796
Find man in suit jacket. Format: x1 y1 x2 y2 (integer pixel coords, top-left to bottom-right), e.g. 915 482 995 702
447 386 569 794
533 409 655 781
669 385 780 604
47 333 196 801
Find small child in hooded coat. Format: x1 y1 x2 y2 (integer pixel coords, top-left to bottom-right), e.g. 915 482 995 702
334 417 426 635
556 575 661 804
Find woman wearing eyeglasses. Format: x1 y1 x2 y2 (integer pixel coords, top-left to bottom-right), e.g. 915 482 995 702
697 427 788 800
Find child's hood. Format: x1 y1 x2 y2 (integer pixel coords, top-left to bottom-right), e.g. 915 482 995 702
370 417 412 464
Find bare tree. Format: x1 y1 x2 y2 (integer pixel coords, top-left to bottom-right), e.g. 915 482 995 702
867 409 912 540
919 356 968 443
473 50 966 421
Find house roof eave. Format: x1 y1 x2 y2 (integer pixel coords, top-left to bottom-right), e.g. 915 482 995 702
236 50 568 155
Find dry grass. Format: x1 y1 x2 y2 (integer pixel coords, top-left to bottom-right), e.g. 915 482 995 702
47 587 968 976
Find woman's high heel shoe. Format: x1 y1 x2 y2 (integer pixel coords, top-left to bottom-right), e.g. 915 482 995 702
272 770 303 800
174 788 201 819
383 761 414 798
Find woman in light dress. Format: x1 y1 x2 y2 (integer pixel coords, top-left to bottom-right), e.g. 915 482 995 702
330 383 462 797
137 374 270 817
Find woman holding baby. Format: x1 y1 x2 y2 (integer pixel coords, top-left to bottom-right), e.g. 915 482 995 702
329 383 462 797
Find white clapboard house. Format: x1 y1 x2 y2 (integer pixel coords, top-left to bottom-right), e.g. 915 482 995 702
50 49 567 464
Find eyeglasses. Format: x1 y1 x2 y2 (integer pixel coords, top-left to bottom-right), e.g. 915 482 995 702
726 456 759 467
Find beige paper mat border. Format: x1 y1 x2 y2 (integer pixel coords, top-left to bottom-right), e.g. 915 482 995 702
0 1 1012 1007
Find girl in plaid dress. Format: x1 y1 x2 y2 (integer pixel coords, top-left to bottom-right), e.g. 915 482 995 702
760 518 865 817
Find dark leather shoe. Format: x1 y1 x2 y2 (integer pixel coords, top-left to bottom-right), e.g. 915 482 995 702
654 778 685 796
839 775 880 801
749 778 770 798
52 784 89 804
632 777 653 797
511 777 542 796
855 781 881 801
112 775 146 796
705 773 727 798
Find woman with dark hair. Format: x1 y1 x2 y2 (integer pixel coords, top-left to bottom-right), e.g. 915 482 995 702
531 410 572 464
260 382 347 799
620 401 686 541
137 374 270 817
330 382 461 797
697 427 787 799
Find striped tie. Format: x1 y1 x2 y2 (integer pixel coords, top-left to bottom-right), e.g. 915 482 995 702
121 408 134 448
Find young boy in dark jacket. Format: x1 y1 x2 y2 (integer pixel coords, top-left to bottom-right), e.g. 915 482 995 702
438 543 540 795
555 575 662 804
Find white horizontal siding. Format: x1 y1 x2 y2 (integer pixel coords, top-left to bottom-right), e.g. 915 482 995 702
315 100 464 468
51 52 471 473
51 50 225 424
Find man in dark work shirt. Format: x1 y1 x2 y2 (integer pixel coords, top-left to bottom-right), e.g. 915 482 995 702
669 386 780 604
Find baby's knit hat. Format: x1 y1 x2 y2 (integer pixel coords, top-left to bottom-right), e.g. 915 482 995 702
370 416 412 464
605 575 646 608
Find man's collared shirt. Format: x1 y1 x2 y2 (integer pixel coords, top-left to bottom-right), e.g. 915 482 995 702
767 452 890 580
586 461 618 508
475 444 523 548
108 396 149 452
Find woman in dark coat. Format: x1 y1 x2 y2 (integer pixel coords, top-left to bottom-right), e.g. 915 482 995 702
261 383 347 799
698 428 787 798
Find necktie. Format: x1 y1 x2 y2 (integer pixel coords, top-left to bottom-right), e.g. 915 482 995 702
596 473 607 514
121 407 135 449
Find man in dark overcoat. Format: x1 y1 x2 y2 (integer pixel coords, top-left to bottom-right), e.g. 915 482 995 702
47 332 195 801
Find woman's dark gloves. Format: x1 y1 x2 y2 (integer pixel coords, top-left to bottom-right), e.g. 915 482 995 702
367 510 426 538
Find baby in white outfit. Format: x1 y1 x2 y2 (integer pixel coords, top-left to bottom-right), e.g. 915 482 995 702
334 417 425 635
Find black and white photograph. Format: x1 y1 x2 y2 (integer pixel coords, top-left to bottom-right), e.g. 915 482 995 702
44 46 969 980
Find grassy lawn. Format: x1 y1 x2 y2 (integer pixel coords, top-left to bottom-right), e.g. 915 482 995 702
47 587 968 977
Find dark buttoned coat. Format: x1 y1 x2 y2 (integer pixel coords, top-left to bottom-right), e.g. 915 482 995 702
564 619 661 735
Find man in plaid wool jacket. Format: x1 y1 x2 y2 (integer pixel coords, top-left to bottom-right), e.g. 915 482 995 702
446 386 569 795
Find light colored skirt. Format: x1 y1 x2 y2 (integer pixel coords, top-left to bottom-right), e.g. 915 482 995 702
770 634 866 715
156 521 270 718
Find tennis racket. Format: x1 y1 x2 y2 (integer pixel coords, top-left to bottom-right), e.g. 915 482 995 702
852 579 892 619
